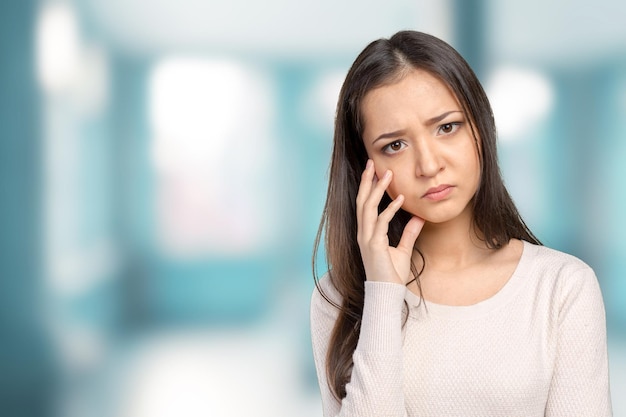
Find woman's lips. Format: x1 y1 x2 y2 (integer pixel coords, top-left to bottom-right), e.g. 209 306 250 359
422 184 454 201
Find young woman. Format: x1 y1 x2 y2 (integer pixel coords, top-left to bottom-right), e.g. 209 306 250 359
311 31 612 416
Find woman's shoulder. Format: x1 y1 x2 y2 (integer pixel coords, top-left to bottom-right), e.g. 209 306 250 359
526 241 594 275
311 273 343 319
522 241 600 297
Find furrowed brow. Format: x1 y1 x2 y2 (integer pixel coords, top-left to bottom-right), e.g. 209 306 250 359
372 129 406 145
426 110 463 126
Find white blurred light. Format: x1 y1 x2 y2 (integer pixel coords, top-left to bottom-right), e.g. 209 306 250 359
302 71 345 133
72 45 111 115
149 58 276 257
487 66 555 140
150 59 251 174
36 2 82 93
118 330 314 417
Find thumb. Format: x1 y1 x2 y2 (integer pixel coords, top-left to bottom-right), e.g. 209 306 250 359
397 216 425 253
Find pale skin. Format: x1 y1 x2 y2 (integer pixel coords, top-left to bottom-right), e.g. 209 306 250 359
356 69 523 306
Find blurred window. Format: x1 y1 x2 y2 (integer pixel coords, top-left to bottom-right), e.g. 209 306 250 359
149 58 277 258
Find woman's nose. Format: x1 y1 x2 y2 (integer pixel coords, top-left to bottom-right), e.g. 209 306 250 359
415 140 444 178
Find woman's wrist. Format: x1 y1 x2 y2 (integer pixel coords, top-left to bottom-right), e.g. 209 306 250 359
357 282 407 352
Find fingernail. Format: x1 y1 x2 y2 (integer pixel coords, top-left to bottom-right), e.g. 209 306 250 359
383 170 391 179
366 159 373 169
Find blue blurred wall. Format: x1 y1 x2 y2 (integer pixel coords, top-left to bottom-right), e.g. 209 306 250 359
1 1 624 415
0 0 55 415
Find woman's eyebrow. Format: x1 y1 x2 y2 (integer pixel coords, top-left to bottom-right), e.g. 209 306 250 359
426 110 463 126
372 129 406 145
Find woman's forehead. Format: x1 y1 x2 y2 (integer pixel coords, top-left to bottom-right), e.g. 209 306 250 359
360 70 462 131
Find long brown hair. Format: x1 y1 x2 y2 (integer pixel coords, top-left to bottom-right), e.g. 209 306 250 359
312 30 541 401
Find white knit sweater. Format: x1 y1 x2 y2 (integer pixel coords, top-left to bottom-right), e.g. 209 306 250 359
310 241 613 416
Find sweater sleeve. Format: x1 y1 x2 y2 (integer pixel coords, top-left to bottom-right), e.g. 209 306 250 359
310 277 408 417
545 267 613 416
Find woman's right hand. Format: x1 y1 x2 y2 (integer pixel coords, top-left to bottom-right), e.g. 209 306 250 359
356 159 425 285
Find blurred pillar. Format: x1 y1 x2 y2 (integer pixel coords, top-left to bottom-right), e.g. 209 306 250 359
453 0 487 81
0 0 55 416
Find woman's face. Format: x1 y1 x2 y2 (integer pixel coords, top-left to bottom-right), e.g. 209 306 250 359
360 69 481 225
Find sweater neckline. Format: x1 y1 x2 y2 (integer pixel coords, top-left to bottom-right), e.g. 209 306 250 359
404 240 538 320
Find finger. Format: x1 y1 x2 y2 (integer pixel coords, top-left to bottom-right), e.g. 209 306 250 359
361 169 392 227
356 159 375 218
396 216 425 254
356 160 374 202
371 193 405 243
367 169 392 208
356 160 379 239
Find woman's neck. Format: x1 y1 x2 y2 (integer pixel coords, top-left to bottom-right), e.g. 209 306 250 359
414 206 491 272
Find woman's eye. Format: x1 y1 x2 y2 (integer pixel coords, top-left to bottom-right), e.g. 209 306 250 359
438 122 461 135
383 140 405 154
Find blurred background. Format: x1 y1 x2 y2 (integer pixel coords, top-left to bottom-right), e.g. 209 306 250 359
0 0 624 416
